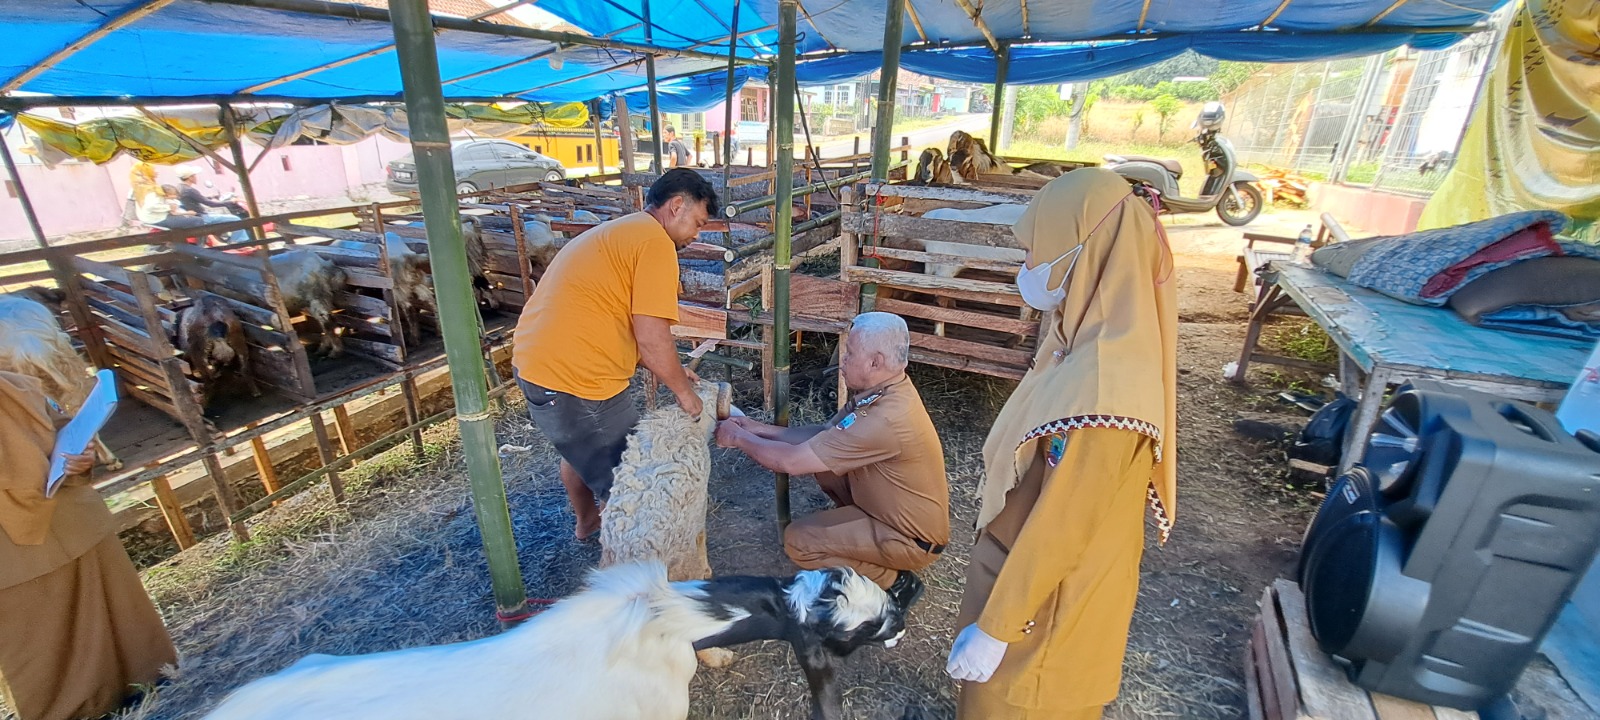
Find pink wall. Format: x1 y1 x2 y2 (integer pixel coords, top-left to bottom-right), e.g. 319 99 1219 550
1 136 411 247
1308 182 1427 236
0 158 129 241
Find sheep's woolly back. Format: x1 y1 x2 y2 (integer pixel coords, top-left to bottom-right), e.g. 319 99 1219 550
601 381 723 582
0 296 92 409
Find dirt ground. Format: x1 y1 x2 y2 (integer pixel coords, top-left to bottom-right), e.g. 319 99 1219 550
4 209 1337 720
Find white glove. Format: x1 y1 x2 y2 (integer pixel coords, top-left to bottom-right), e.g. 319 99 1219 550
946 624 1008 682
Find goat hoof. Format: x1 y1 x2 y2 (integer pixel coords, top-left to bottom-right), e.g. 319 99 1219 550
104 460 124 471
696 647 736 669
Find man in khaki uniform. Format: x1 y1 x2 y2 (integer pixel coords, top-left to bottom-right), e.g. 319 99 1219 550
715 312 948 609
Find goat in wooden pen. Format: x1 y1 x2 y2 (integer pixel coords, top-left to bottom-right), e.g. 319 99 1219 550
177 294 259 407
270 250 347 358
382 233 436 347
947 130 1048 184
0 293 121 469
201 562 906 720
908 147 954 186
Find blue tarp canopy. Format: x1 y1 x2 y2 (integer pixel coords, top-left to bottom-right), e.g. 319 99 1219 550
0 0 1509 111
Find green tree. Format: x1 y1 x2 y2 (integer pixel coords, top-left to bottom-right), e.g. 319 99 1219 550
1015 85 1069 134
1209 61 1266 97
1130 107 1146 140
1150 94 1184 142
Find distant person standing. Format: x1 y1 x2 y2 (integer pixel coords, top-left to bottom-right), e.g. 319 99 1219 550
663 126 693 169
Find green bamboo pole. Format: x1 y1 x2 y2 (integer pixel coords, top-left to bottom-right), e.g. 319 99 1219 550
387 0 527 623
772 0 798 530
860 0 905 312
643 0 666 174
989 42 1010 150
720 0 742 204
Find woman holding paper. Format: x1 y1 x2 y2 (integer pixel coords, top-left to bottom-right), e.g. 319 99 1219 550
0 370 176 720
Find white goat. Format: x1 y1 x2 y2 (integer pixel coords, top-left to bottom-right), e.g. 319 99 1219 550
0 293 121 469
919 203 1029 278
908 204 1033 336
201 562 906 720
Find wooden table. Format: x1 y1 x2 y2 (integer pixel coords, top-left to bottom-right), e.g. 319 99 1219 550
1228 263 1589 472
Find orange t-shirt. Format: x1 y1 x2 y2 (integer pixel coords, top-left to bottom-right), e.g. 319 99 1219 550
513 212 681 400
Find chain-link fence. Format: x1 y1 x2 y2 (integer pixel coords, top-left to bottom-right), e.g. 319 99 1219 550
1221 27 1500 198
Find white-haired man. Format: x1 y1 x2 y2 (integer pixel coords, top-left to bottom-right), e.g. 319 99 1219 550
715 312 948 610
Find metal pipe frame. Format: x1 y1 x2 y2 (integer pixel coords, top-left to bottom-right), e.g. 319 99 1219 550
644 0 666 174
721 0 742 201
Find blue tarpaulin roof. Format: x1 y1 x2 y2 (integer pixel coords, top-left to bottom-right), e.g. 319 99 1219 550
0 0 1509 110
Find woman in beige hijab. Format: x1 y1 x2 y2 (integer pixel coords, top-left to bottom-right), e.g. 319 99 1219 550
945 167 1177 719
0 371 176 720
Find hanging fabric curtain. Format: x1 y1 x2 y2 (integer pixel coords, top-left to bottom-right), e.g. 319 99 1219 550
1420 0 1599 243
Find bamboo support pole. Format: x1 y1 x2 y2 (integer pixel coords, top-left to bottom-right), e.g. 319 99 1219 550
990 42 1010 149
390 0 527 622
721 0 742 203
862 0 906 312
771 0 799 531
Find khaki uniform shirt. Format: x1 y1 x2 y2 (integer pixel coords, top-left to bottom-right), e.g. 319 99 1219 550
806 375 949 546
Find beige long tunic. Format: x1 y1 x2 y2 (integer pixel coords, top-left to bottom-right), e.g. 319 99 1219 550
0 372 176 720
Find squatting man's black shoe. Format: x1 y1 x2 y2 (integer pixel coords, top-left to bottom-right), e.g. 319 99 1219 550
888 570 924 611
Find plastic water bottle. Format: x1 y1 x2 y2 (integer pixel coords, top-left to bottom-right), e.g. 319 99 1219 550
1294 224 1314 264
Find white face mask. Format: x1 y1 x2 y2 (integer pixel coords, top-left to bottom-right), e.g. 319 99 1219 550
1015 244 1083 311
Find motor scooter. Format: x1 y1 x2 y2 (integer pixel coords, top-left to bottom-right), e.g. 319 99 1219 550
1104 101 1263 227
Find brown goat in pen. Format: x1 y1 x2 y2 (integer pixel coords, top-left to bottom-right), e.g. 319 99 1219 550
178 294 260 407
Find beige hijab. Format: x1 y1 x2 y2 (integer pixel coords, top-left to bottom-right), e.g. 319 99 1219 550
977 168 1179 541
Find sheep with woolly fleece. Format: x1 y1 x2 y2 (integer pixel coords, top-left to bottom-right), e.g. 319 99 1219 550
601 380 731 582
0 293 121 469
200 562 906 720
600 380 733 665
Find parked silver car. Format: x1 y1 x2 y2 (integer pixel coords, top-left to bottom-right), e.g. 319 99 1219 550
386 139 565 195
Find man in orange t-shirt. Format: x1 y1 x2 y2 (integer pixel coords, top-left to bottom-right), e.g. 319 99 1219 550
512 169 718 539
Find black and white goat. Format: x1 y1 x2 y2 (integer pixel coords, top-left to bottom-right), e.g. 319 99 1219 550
201 563 903 720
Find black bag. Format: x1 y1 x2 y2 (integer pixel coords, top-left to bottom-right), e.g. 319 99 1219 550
1291 393 1356 467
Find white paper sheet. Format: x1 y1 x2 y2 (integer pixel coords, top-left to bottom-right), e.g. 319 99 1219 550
46 369 118 497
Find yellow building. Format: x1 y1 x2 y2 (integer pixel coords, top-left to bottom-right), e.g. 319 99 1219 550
507 129 621 170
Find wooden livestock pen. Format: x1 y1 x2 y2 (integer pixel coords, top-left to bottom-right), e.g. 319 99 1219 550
744 183 1042 404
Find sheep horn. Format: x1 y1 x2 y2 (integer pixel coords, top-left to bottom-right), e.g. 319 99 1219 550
716 382 732 420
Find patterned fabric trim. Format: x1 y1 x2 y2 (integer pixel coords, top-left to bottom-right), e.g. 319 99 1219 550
1147 484 1173 544
1020 414 1164 463
1019 414 1172 543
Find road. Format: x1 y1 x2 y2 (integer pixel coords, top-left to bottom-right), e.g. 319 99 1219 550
572 113 989 176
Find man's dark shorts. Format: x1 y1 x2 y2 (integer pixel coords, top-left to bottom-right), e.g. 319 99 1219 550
518 377 638 501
